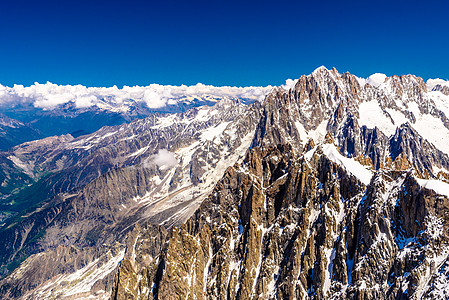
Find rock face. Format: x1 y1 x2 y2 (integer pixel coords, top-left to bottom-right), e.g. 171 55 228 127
0 244 123 299
112 144 449 299
389 123 449 171
2 67 449 299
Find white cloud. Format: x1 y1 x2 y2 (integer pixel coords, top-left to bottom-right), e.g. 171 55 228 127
281 78 298 91
426 78 449 91
366 73 387 88
142 88 168 108
147 149 178 170
75 95 98 108
0 82 272 110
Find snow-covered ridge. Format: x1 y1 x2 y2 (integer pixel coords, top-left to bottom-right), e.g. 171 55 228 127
305 142 449 198
0 82 273 110
305 143 373 185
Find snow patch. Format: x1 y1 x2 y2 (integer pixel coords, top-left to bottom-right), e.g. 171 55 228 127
308 120 328 143
200 121 231 141
411 112 449 155
358 100 396 136
128 146 149 158
416 178 449 198
33 249 125 299
424 215 444 240
321 144 373 185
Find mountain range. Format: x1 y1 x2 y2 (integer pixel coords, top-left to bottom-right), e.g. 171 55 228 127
0 82 271 150
1 67 449 299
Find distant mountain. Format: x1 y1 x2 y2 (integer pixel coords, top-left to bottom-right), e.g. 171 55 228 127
0 82 272 150
1 68 449 299
0 114 42 151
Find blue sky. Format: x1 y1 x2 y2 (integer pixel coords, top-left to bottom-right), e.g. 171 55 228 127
1 0 448 87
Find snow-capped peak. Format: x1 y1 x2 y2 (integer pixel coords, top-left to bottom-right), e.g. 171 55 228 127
312 65 329 73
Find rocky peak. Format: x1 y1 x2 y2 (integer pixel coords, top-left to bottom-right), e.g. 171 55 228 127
304 138 315 152
324 131 334 144
254 67 449 178
311 65 329 74
263 86 288 105
390 123 449 173
382 74 428 105
392 152 413 170
298 68 363 128
432 84 449 96
437 170 449 183
294 66 360 106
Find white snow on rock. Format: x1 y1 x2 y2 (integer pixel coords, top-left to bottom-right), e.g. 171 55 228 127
428 91 449 118
31 249 125 299
7 155 35 178
294 119 328 145
421 259 449 299
415 178 449 198
412 113 449 155
358 100 396 136
304 146 317 161
357 96 449 155
200 121 231 141
305 144 373 185
321 144 373 185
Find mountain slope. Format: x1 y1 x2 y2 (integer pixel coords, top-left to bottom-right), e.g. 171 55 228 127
0 99 261 298
112 142 449 299
2 67 449 299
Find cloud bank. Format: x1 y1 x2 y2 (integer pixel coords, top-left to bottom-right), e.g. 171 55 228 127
148 149 178 170
366 73 387 88
0 82 272 110
281 79 298 91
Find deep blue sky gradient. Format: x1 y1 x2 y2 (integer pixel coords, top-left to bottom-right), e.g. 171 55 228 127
1 0 448 87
